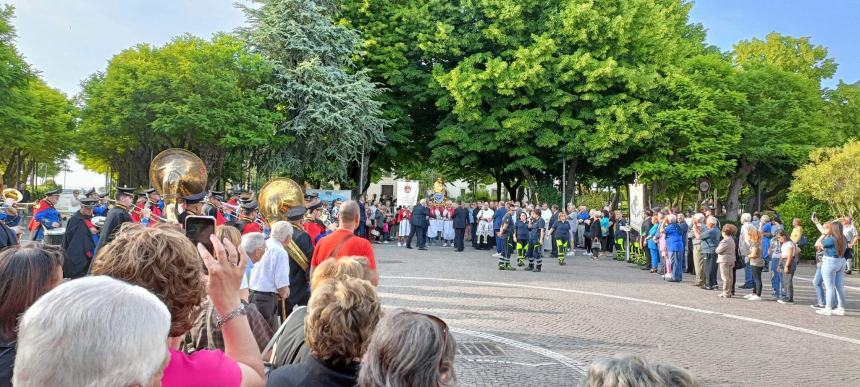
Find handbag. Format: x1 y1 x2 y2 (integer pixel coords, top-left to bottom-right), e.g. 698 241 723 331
734 252 746 270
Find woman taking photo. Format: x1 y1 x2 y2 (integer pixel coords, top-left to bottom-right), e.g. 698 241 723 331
815 220 848 316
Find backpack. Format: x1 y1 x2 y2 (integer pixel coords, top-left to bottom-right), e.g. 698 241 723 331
798 235 808 248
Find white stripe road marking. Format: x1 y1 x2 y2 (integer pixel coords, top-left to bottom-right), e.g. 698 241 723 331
383 304 588 375
382 276 860 346
459 358 557 368
794 275 860 292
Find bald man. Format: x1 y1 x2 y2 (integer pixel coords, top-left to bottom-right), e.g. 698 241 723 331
309 200 378 285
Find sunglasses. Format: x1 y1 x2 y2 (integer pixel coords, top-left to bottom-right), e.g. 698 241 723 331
405 311 449 346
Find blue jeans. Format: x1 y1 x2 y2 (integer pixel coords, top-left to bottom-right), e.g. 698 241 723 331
743 259 754 287
821 256 847 309
649 246 659 269
812 267 836 306
670 251 684 281
770 258 782 298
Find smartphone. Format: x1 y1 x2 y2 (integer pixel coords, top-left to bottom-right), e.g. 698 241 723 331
185 215 216 254
811 212 818 222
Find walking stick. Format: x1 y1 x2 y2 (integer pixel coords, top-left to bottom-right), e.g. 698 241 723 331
279 297 287 323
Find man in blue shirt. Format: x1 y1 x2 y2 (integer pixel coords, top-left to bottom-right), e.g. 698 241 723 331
492 202 507 258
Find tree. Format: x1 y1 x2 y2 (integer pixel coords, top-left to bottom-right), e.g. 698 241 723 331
239 0 388 186
428 0 705 204
77 34 281 187
824 81 860 145
733 32 837 83
628 54 743 195
791 141 860 218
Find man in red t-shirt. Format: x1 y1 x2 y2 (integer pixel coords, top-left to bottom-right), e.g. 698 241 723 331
311 200 378 285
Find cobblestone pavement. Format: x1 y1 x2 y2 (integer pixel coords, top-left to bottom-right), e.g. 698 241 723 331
373 241 860 387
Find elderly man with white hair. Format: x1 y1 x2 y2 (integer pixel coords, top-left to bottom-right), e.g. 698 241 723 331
14 276 171 387
239 231 268 301
249 221 293 330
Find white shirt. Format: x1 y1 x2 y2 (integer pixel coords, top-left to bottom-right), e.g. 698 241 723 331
479 209 494 222
844 224 857 244
249 238 291 293
541 209 552 225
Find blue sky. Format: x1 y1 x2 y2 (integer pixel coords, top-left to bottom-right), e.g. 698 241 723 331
689 0 859 88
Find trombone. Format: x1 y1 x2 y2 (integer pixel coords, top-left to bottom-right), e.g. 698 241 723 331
107 198 169 222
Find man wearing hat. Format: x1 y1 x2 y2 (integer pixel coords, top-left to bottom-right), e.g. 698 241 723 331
236 201 262 235
130 188 162 226
178 191 207 227
84 187 98 200
303 193 327 245
93 192 109 216
203 191 228 225
29 188 62 241
285 202 314 317
62 197 100 279
96 186 135 251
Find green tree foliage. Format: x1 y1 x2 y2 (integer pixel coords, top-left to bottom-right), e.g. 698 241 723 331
77 34 281 187
0 5 74 188
733 32 837 83
824 81 860 145
240 0 388 185
629 54 743 191
790 141 860 218
428 0 704 198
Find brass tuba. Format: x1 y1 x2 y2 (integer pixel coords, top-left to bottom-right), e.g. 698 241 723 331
2 188 22 203
149 149 208 223
257 177 311 273
257 177 304 226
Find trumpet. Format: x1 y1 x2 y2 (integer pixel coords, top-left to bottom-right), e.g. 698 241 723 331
107 199 169 222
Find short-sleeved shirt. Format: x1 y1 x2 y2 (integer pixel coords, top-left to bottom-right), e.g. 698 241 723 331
162 349 241 387
554 222 571 239
310 229 377 269
515 221 530 241
249 238 292 293
499 214 514 237
529 218 545 242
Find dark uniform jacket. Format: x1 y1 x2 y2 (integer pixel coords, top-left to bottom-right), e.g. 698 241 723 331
411 204 429 227
62 211 96 279
453 207 468 229
96 207 131 251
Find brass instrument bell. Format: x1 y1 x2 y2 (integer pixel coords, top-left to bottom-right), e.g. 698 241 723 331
257 178 304 226
149 149 208 223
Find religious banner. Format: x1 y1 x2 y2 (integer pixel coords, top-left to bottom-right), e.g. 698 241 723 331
396 181 419 206
628 183 645 233
306 189 352 204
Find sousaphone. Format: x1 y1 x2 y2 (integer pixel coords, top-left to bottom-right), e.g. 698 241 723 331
149 149 208 223
257 177 304 226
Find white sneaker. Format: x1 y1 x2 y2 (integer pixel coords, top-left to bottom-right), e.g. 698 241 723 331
492 253 501 257
816 308 833 316
743 294 753 300
566 252 574 256
833 308 846 316
383 241 389 244
748 295 761 301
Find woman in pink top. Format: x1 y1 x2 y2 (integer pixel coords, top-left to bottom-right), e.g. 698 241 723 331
91 225 266 387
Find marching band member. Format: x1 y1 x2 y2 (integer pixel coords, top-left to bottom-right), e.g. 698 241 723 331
303 201 328 245
442 202 455 247
29 189 62 241
144 188 163 226
96 186 135 251
203 190 228 225
93 192 109 216
236 200 263 235
0 200 19 248
84 187 98 200
177 191 206 227
286 205 314 315
62 197 100 279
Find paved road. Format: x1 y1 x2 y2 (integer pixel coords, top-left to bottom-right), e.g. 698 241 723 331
373 242 860 387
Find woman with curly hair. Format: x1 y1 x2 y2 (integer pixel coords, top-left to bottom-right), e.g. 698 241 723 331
266 275 381 386
90 223 265 387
